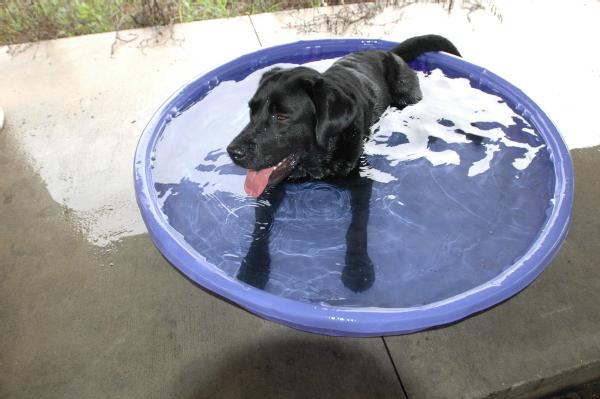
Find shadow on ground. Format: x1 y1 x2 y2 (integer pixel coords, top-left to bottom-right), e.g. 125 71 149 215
175 338 402 399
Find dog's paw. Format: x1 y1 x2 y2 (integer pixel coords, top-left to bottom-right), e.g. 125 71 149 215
342 253 375 292
237 245 271 289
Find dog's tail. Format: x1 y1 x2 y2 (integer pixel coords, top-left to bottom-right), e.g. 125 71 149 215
391 34 461 62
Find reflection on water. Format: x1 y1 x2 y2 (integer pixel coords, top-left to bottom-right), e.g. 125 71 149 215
151 61 554 308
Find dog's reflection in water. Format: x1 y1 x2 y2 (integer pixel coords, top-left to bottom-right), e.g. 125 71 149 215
237 168 375 293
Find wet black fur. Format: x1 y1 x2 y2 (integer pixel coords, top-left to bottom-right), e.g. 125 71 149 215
228 35 461 292
227 34 460 180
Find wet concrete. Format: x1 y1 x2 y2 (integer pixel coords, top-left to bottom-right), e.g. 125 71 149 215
0 17 263 247
0 132 404 398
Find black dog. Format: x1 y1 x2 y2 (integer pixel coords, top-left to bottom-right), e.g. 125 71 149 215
228 35 461 292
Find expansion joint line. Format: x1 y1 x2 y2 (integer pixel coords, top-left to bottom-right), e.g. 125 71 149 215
382 337 409 398
248 15 263 47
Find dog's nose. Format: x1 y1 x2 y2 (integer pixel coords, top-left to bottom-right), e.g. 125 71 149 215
227 145 246 162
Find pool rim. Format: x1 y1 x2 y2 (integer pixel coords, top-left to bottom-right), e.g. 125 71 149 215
133 38 574 336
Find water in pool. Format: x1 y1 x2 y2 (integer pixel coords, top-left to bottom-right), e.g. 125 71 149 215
151 59 554 308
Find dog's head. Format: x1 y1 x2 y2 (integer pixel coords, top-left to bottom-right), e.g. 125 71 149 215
227 67 358 197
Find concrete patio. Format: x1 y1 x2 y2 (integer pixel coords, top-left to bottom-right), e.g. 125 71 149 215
1 2 599 398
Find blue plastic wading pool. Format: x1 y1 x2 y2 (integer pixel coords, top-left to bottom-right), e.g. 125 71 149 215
134 39 573 336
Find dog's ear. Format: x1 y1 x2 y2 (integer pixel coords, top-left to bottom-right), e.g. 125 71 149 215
310 78 357 150
259 67 283 85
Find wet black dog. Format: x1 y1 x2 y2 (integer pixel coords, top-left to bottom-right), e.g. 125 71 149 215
228 35 461 292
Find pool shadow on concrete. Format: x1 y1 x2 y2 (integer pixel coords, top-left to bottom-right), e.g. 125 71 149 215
174 338 404 399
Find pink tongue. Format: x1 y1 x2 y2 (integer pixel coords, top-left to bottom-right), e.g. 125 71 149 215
244 166 276 198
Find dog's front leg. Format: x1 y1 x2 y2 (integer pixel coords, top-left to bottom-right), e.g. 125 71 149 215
342 175 375 292
236 185 286 289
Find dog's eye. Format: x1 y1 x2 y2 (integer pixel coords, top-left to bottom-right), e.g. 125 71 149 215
273 113 289 121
